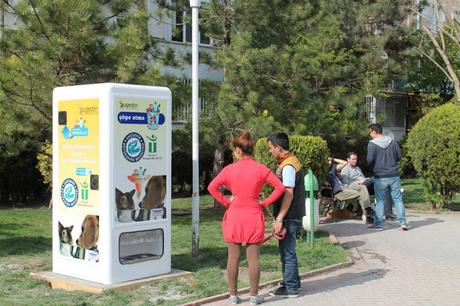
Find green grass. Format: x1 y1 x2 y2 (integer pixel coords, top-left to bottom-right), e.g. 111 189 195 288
0 196 347 305
401 177 460 211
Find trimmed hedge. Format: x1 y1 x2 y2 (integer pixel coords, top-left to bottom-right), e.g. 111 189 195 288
406 103 460 209
254 135 330 183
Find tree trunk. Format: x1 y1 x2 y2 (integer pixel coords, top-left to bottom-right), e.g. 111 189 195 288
430 201 437 212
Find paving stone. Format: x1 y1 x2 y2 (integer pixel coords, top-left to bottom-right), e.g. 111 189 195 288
201 212 460 305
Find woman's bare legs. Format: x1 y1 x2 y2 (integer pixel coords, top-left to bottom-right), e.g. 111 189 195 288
246 243 261 296
227 242 241 295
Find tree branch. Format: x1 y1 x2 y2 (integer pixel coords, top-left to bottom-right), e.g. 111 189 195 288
1 83 52 121
28 0 52 42
439 25 446 50
423 25 460 102
440 26 460 50
4 0 51 43
417 47 453 82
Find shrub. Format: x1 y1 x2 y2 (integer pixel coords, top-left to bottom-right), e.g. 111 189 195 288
254 135 330 183
172 128 215 195
399 135 417 178
0 149 46 206
406 103 460 210
36 141 52 187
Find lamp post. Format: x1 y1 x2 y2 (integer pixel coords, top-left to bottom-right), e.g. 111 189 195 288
306 169 315 247
190 0 201 256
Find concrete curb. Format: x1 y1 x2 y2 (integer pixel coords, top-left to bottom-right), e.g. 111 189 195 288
180 233 354 306
406 208 460 215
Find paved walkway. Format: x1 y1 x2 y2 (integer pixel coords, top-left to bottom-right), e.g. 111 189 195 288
203 211 460 306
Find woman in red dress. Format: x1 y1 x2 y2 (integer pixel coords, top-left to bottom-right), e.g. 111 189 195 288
208 132 286 305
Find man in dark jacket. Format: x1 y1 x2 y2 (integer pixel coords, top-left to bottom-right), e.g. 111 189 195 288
367 123 408 231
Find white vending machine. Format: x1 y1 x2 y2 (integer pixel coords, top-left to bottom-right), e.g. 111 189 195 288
52 83 171 284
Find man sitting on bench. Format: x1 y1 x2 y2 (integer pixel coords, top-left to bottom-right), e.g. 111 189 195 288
327 157 374 223
340 152 395 220
340 152 374 192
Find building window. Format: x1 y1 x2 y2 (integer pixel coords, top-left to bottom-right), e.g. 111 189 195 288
172 6 211 45
365 96 377 124
365 17 384 36
366 96 406 129
428 2 445 33
383 98 406 128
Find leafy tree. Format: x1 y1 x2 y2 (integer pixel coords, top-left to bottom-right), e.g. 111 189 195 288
406 50 455 115
406 103 460 210
412 0 460 103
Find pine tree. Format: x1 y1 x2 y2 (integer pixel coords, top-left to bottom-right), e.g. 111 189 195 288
0 0 154 155
204 0 414 151
0 0 159 203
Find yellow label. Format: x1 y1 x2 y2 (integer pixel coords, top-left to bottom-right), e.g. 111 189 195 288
57 98 99 216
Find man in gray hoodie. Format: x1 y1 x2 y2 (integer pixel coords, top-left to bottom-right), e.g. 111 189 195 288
367 123 408 231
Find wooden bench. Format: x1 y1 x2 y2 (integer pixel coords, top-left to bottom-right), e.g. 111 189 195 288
319 186 359 222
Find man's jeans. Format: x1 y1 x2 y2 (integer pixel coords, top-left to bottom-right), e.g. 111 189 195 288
364 178 394 217
279 219 301 292
374 177 406 226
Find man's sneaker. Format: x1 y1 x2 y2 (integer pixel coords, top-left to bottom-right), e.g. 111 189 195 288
269 286 300 298
400 224 409 231
287 290 300 298
228 295 240 304
385 214 397 221
368 224 384 231
366 216 374 224
250 295 265 305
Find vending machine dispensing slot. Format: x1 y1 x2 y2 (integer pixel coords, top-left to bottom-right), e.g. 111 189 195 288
119 229 164 265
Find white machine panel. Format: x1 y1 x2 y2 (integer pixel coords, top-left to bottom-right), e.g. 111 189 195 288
52 83 171 284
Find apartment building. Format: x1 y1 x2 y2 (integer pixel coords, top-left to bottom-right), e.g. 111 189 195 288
146 0 222 82
366 0 460 141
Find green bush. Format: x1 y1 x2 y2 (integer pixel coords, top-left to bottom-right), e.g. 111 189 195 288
254 135 330 183
36 140 52 187
399 135 417 178
406 103 460 210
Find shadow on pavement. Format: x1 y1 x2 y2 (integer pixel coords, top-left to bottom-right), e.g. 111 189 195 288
382 216 444 231
340 240 366 249
404 217 444 230
300 268 389 296
267 269 389 305
320 215 444 238
266 269 388 304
